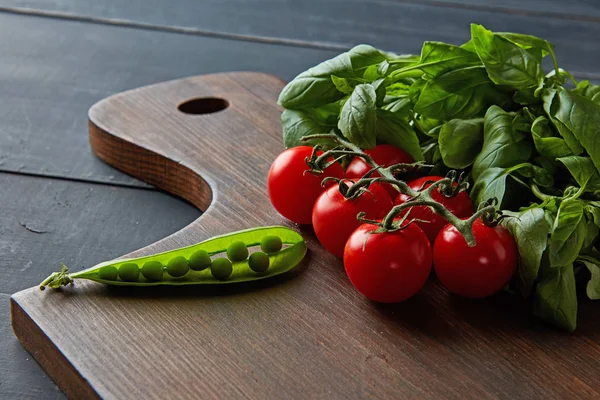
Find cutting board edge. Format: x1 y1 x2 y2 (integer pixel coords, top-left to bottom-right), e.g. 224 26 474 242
10 292 102 399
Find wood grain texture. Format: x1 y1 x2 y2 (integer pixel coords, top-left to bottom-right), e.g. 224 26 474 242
0 12 337 184
2 0 600 78
11 72 600 399
0 172 199 400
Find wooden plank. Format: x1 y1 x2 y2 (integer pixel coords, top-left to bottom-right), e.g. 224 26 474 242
1 294 65 400
408 0 600 19
0 12 338 184
0 172 199 296
1 170 199 399
12 72 600 400
2 1 600 77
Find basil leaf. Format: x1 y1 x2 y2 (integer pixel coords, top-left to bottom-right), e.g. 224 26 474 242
376 110 424 161
414 66 492 120
578 257 600 300
471 24 544 89
503 208 550 296
533 263 577 332
583 217 599 249
544 88 600 169
558 156 600 192
390 41 481 79
549 199 586 268
438 118 484 169
573 80 600 105
348 44 388 77
472 106 533 181
531 116 572 159
470 167 509 205
514 163 554 187
338 84 378 149
281 109 337 148
385 82 411 97
279 45 389 109
382 95 412 116
278 53 353 109
496 32 554 57
331 76 354 94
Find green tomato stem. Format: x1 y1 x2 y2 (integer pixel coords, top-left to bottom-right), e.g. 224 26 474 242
302 133 496 246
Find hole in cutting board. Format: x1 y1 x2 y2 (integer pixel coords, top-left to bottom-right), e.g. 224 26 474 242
178 97 229 115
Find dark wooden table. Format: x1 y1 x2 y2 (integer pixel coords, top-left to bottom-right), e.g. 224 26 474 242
1 1 599 398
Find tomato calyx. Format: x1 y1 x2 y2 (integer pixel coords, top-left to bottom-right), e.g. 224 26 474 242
436 170 470 199
477 197 511 228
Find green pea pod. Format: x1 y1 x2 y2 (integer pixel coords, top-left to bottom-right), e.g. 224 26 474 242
40 226 307 289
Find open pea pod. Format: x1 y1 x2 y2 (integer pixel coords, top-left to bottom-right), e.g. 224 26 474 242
40 226 307 289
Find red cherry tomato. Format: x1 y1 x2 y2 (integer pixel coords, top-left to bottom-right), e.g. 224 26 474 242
312 181 393 258
395 176 473 243
346 144 413 198
433 219 518 298
267 146 345 224
344 223 432 303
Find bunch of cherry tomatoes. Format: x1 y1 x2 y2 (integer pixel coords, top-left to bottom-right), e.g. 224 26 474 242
267 145 517 303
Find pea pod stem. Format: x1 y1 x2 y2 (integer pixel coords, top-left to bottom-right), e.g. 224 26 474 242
303 133 497 246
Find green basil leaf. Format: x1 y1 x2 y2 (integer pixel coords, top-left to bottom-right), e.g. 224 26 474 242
278 53 353 109
583 218 599 249
348 44 389 76
502 208 550 297
371 79 387 106
281 109 337 148
382 96 412 117
558 156 600 192
573 80 600 105
471 24 544 89
438 118 484 169
377 54 421 78
514 163 554 187
549 199 586 268
543 88 600 165
413 114 443 138
496 32 554 57
533 263 577 332
472 105 533 181
578 256 600 300
338 84 378 149
414 66 492 120
391 41 481 79
385 82 411 97
531 116 572 159
331 75 354 94
376 110 423 161
470 167 509 205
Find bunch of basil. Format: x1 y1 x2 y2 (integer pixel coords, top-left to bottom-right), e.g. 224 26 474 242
278 23 600 331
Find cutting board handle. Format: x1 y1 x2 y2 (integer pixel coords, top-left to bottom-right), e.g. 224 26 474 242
88 72 288 257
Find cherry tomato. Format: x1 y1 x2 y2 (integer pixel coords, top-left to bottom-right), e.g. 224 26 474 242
395 176 473 243
312 181 393 258
268 146 345 224
433 219 518 298
344 223 432 303
346 144 413 198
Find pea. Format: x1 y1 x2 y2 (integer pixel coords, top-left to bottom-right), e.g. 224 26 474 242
260 235 282 254
118 263 140 282
142 261 163 282
189 250 211 271
98 266 118 281
167 256 189 277
211 258 232 280
227 241 248 262
40 226 307 289
248 252 270 273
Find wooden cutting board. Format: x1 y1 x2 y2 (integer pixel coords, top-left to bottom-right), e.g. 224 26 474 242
10 72 600 399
